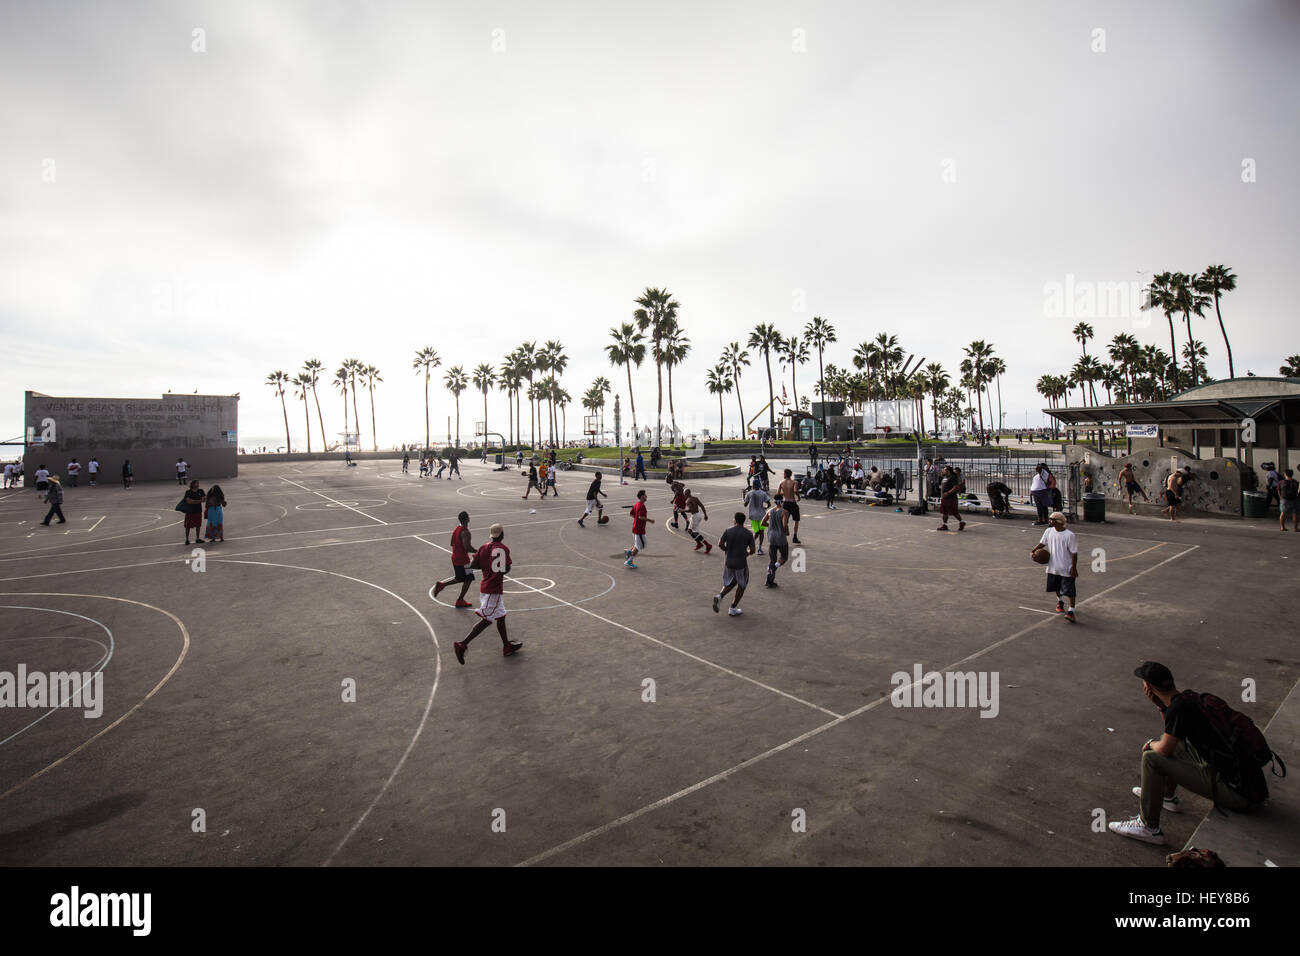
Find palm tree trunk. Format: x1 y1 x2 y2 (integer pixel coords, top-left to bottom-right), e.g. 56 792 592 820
1213 294 1234 379
280 394 291 452
734 365 746 438
1166 314 1179 386
303 396 311 453
454 395 460 449
369 385 377 451
655 355 664 447
312 387 327 451
1183 314 1198 387
341 386 349 447
351 383 361 450
424 373 431 451
764 351 775 431
718 391 724 438
667 363 677 443
483 390 489 451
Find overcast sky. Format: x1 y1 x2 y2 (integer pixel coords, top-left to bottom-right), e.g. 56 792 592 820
3 0 1297 446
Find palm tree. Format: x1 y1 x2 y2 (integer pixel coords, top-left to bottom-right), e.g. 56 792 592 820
1143 273 1180 389
267 370 292 452
781 334 810 416
301 359 327 451
291 373 312 452
721 342 751 438
962 341 995 436
873 333 903 398
555 386 571 446
444 366 467 450
747 322 784 434
804 316 836 422
362 364 381 451
332 365 350 449
1107 333 1140 400
1072 322 1094 363
412 347 441 451
605 323 645 442
633 287 680 446
1195 265 1238 379
706 363 733 438
582 384 604 443
344 358 364 449
540 340 567 445
1181 341 1209 384
516 341 539 450
1280 355 1300 377
472 363 495 449
924 363 949 435
1169 271 1211 387
663 323 690 444
986 355 1006 434
499 354 523 447
592 376 612 437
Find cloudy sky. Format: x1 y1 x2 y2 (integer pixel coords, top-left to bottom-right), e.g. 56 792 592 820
3 0 1297 447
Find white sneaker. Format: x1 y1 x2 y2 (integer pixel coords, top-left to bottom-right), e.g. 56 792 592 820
1107 815 1166 845
728 606 742 616
1132 787 1181 813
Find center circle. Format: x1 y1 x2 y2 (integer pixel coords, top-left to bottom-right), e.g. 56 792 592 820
502 576 555 594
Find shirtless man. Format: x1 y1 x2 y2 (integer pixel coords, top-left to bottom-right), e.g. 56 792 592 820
1163 471 1182 521
1119 463 1148 514
777 468 802 545
683 487 713 554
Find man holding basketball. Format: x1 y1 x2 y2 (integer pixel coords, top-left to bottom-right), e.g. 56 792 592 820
578 471 607 527
1031 511 1078 623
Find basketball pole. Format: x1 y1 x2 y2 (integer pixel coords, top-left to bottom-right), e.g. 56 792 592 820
615 394 625 486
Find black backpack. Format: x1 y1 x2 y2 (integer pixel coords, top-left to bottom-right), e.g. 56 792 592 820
1178 691 1286 807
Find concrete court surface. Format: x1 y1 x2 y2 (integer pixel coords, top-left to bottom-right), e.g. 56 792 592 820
0 458 1294 866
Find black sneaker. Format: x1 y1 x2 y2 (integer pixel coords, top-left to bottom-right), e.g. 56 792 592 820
503 641 523 657
453 641 466 665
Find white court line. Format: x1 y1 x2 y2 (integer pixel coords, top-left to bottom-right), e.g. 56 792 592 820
0 593 191 805
279 476 388 525
516 543 1201 866
207 558 441 867
413 535 841 720
1017 605 1057 615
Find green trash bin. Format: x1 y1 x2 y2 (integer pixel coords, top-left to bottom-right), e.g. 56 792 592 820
1242 490 1268 518
494 453 503 466
1082 492 1106 522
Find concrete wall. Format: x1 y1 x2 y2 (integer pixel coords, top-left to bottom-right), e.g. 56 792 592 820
23 392 238 486
1067 444 1249 516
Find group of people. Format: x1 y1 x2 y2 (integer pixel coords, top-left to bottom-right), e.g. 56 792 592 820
1264 464 1300 531
179 480 227 545
22 458 137 495
401 451 461 479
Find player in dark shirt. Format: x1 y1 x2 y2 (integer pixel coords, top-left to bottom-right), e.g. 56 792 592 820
712 512 755 617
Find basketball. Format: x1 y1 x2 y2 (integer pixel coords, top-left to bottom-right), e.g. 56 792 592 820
1032 548 1049 565
598 515 609 524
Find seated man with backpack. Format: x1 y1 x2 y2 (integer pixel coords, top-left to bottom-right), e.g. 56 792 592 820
1109 661 1285 846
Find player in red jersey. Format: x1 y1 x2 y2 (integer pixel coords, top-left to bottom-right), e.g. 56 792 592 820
625 489 654 569
432 510 475 608
453 523 522 665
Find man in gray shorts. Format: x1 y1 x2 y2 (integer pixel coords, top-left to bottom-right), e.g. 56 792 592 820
713 512 755 617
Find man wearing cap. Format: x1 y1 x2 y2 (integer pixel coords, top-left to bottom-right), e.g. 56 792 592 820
1108 662 1251 845
1032 511 1078 622
454 523 522 664
40 475 66 525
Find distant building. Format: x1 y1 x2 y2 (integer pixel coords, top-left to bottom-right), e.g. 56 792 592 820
23 391 239 485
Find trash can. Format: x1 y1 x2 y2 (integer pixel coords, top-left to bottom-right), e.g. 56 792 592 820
1082 492 1107 523
1242 490 1268 518
494 453 503 465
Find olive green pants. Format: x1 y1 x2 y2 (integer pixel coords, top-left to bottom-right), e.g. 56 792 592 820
1140 740 1248 827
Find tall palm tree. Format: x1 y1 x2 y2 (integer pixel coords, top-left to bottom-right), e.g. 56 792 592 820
1107 333 1140 400
747 322 784 434
663 322 690 443
412 347 441 451
555 386 571 446
541 341 568 445
362 364 381 451
301 359 327 451
986 355 1006 434
924 363 950 435
266 370 292 452
633 287 680 446
592 376 612 437
1143 272 1180 389
516 341 539 450
344 358 364 449
804 316 836 420
872 333 903 398
444 366 467 450
332 364 350 449
1169 272 1211 387
498 354 522 447
582 384 604 443
706 363 733 438
781 334 810 414
721 342 750 438
605 323 645 442
1195 265 1237 379
291 373 312 452
1072 322 1094 363
472 363 496 449
1181 341 1209 384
